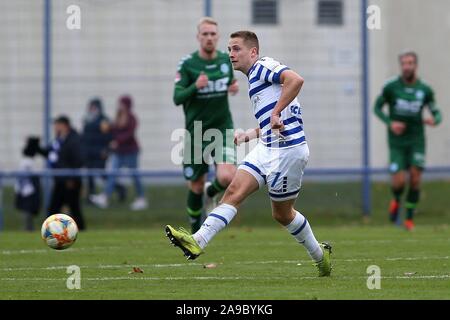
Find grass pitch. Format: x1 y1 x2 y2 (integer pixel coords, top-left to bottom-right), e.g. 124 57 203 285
0 181 449 299
0 225 449 300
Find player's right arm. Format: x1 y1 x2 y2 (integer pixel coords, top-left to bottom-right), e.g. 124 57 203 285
374 83 405 135
173 58 197 106
173 58 208 106
373 86 390 125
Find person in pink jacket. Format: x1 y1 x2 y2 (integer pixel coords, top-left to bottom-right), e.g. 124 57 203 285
90 95 148 211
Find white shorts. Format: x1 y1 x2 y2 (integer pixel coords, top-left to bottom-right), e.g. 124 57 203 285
239 142 309 201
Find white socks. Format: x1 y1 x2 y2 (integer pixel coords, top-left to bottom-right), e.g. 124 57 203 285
285 211 323 262
193 203 237 249
193 205 322 263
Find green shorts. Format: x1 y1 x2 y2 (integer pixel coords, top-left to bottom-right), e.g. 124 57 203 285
182 128 236 181
389 143 425 173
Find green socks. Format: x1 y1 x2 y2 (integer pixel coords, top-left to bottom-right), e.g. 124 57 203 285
405 189 420 220
392 186 404 202
206 179 226 198
187 179 227 233
187 190 203 233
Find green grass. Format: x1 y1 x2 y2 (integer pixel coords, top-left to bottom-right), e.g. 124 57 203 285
0 226 449 299
0 181 449 299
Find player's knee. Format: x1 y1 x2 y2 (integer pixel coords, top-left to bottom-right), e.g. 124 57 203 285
217 170 235 187
393 175 406 189
189 179 205 194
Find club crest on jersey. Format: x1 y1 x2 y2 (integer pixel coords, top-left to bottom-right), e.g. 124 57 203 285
415 90 425 100
220 63 230 74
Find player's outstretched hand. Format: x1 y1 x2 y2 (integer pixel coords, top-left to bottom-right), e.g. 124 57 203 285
234 132 250 146
195 72 209 89
390 121 406 135
423 118 436 126
228 79 239 95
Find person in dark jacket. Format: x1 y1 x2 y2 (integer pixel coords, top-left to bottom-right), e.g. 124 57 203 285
15 136 42 231
90 95 148 211
39 116 86 230
81 98 126 202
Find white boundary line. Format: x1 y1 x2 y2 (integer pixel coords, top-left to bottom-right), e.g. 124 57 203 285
1 275 449 282
2 238 449 255
0 256 448 272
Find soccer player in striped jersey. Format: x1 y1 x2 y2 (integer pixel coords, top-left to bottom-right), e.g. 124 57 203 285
166 31 332 276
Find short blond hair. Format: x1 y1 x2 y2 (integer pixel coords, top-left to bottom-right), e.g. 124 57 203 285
197 17 218 31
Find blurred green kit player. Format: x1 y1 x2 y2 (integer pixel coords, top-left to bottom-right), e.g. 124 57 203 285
374 51 442 231
173 17 238 233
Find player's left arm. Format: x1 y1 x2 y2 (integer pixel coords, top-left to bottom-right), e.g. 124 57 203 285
424 88 442 126
270 70 304 130
228 78 239 95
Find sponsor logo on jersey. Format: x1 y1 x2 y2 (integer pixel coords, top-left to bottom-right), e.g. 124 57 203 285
290 105 301 115
395 98 422 115
205 64 217 69
197 77 229 94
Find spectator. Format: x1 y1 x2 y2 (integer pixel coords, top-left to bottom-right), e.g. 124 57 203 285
81 98 126 202
14 136 42 231
39 115 86 230
90 95 148 211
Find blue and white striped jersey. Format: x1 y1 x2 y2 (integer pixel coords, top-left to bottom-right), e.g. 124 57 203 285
247 57 305 149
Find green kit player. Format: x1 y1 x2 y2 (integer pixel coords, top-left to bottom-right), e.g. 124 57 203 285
173 17 238 233
374 51 442 231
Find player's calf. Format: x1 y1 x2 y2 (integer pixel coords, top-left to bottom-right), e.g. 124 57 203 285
278 206 328 274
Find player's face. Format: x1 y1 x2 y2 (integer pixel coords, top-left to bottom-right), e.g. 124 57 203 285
228 38 254 73
400 55 417 81
197 23 219 54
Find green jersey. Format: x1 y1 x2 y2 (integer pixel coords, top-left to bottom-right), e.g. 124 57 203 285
173 50 235 132
374 76 442 146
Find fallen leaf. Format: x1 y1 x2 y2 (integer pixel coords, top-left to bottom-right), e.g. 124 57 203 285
128 267 144 274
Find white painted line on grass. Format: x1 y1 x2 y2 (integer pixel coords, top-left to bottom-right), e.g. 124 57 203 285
1 275 449 282
0 256 448 272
